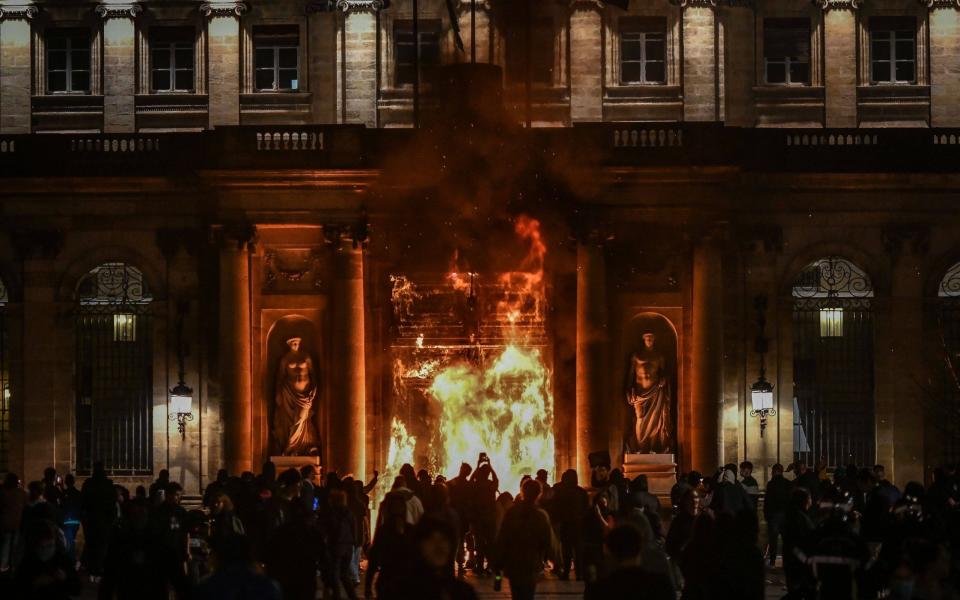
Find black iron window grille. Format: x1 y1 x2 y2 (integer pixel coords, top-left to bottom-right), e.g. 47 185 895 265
75 263 153 476
0 278 8 474
792 257 875 469
935 262 960 467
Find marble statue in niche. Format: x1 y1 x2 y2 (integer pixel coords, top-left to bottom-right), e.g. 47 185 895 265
625 331 673 454
273 337 321 456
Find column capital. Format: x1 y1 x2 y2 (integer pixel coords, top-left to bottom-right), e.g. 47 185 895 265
921 0 960 9
669 0 717 9
336 0 384 13
95 2 142 19
0 2 38 20
199 1 249 18
212 223 257 251
813 0 864 11
569 0 604 11
324 221 369 250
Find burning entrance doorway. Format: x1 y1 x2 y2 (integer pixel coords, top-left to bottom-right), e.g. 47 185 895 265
381 216 555 501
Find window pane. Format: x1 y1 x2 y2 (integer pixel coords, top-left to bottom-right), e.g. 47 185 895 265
278 47 298 69
645 61 665 84
72 50 90 71
174 70 193 91
153 70 171 91
175 48 193 69
895 61 915 82
790 61 810 85
621 38 643 61
396 64 414 86
621 62 642 84
895 40 915 61
766 61 786 84
255 48 274 70
72 71 90 92
256 69 275 90
47 36 67 50
872 38 891 61
153 48 170 70
48 71 67 92
872 61 891 83
48 50 67 71
646 38 665 62
421 37 441 66
278 68 297 90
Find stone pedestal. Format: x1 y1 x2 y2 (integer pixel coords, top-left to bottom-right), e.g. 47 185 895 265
622 453 677 496
270 455 321 474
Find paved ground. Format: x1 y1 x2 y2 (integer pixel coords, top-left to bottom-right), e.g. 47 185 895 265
72 567 789 599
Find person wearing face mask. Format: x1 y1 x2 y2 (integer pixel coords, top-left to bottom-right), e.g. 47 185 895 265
13 519 80 599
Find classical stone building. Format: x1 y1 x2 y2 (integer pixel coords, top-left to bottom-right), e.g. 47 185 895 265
1 0 960 495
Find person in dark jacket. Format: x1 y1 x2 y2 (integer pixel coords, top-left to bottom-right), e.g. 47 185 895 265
493 479 556 600
80 462 116 580
709 468 753 517
584 524 673 600
150 481 190 599
782 487 816 600
322 489 357 600
98 501 161 600
764 462 793 566
265 468 322 600
628 474 663 540
665 487 699 559
715 510 765 600
365 492 416 600
195 534 281 600
550 469 588 581
13 519 81 600
387 516 478 600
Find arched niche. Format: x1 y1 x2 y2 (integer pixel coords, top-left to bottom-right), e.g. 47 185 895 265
264 315 322 457
619 311 679 455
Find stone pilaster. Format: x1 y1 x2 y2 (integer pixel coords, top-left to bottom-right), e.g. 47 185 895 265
671 0 719 121
97 3 141 133
217 225 254 476
926 1 960 127
338 1 380 127
720 1 755 126
690 232 723 472
326 223 368 478
202 1 248 127
569 1 603 122
576 230 610 480
0 3 37 134
816 0 860 127
307 2 338 123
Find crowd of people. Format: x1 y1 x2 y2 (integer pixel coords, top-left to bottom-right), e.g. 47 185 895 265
0 455 958 600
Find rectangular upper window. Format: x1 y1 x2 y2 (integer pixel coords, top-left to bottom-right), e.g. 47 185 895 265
47 29 91 94
253 26 299 92
506 18 554 84
619 17 666 85
870 17 916 84
151 27 195 93
394 20 441 87
763 18 811 86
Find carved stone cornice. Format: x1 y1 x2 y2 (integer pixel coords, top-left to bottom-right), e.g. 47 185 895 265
922 0 960 9
813 0 864 11
199 1 249 18
95 3 142 19
0 3 38 20
336 0 384 13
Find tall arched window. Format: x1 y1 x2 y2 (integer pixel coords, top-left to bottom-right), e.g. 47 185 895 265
0 277 9 473
935 262 960 466
792 257 875 468
75 263 153 475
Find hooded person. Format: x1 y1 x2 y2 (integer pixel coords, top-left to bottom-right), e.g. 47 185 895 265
709 468 753 517
493 479 557 600
388 516 478 600
549 469 588 581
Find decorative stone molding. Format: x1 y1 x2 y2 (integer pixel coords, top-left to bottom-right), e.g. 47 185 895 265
0 3 38 20
668 0 717 8
921 0 960 9
199 1 249 18
813 0 864 11
324 221 370 250
263 250 325 292
95 3 142 19
336 0 384 13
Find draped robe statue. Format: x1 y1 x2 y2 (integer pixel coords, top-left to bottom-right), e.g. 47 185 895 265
625 332 673 454
273 337 321 456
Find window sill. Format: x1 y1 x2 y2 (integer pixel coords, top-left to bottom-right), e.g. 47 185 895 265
857 84 930 126
753 86 825 128
240 92 313 125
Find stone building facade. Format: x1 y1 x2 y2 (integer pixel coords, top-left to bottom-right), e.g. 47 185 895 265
1 0 960 494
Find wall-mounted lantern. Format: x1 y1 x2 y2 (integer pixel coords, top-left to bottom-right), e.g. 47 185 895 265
750 295 777 437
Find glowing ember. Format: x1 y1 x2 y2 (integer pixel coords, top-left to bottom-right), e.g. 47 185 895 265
378 215 553 508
